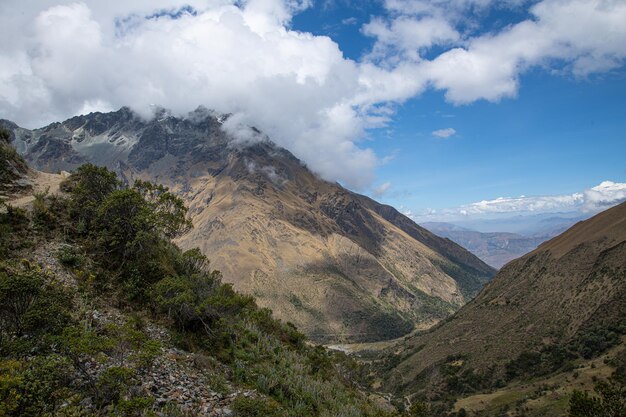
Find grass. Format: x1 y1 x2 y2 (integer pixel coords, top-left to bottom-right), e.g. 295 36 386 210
453 340 625 417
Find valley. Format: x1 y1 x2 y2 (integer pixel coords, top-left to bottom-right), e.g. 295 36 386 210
2 1 626 415
1 115 624 417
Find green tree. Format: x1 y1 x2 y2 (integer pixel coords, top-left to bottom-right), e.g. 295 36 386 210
133 179 192 238
62 163 120 230
0 262 44 336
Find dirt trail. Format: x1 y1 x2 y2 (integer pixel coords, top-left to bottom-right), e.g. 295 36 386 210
7 171 66 208
325 322 435 354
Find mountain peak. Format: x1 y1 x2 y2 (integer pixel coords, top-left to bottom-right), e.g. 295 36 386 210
3 109 495 343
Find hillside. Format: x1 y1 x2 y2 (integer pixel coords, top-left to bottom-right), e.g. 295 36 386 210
421 222 548 269
0 164 396 417
0 127 31 197
379 202 626 415
1 108 495 343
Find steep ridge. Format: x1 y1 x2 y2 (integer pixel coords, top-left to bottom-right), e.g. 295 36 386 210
381 202 626 398
1 108 495 343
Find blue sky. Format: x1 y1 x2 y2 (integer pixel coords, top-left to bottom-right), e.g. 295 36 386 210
0 0 625 223
374 70 626 213
290 0 626 220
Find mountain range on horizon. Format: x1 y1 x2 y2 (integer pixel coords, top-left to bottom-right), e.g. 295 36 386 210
420 217 587 269
1 107 496 343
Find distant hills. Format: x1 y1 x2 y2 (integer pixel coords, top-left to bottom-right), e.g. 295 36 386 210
420 219 583 268
1 107 495 343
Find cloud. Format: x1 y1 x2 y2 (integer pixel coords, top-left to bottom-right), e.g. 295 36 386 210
583 181 626 212
373 181 392 197
0 0 378 189
412 180 626 220
366 0 626 103
0 0 625 191
456 193 584 216
362 15 459 61
432 127 456 138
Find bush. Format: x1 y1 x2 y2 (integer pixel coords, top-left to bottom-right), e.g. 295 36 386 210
0 261 71 347
0 355 74 416
232 396 285 417
95 366 135 407
0 261 44 337
0 204 30 258
56 245 85 268
60 166 194 301
569 379 626 417
505 345 575 380
407 400 431 417
61 163 120 229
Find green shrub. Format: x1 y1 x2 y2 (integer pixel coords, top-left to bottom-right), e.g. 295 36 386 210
95 366 136 407
407 400 431 417
0 355 75 416
0 261 71 346
116 395 155 417
56 245 85 268
232 396 285 417
0 261 45 337
0 204 30 258
569 379 626 417
62 163 120 229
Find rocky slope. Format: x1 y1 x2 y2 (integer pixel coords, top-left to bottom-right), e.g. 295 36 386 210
1 108 495 343
381 202 626 402
0 126 32 197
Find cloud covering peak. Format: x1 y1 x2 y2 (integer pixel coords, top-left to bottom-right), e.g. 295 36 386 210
1 0 625 189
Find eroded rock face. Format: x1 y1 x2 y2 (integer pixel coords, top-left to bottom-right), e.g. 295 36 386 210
2 107 496 343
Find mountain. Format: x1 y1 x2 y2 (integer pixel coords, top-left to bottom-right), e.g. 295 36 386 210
451 212 586 237
380 202 626 414
421 222 549 269
0 164 393 417
1 107 495 343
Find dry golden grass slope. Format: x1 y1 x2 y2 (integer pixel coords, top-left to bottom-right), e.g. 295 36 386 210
382 201 626 394
2 108 495 343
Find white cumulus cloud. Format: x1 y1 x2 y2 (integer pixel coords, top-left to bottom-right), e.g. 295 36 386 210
413 180 626 221
583 181 626 212
0 0 625 190
432 127 456 138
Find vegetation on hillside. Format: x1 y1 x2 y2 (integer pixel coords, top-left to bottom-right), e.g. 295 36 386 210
0 164 396 416
0 127 29 193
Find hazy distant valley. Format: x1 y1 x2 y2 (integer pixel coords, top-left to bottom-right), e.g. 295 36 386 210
421 215 585 268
